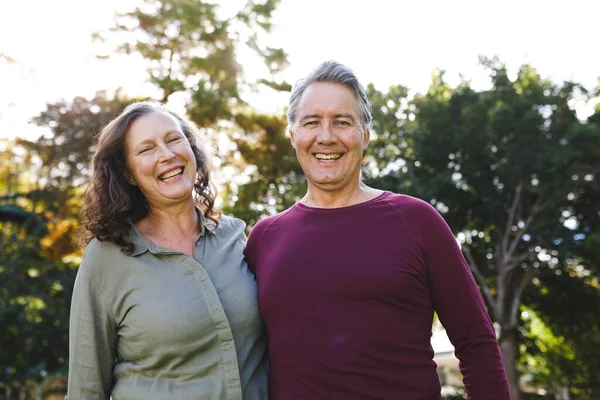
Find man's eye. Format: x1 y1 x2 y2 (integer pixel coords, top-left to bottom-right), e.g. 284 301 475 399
336 120 352 127
304 121 319 127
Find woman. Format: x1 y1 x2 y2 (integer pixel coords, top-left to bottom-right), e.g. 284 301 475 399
67 102 268 399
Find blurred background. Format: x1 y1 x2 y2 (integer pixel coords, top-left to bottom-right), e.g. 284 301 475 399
1 0 599 399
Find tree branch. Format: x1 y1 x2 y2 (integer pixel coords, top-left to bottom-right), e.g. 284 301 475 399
504 251 534 273
506 196 552 261
507 268 537 327
502 183 523 260
463 246 497 320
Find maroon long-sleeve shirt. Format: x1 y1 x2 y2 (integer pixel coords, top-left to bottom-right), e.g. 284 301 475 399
246 191 510 399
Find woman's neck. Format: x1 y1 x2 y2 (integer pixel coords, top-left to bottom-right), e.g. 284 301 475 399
137 202 201 239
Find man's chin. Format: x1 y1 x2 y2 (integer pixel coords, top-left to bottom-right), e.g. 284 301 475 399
307 179 346 191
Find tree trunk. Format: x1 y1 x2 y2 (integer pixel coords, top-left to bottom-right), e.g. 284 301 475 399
500 327 521 400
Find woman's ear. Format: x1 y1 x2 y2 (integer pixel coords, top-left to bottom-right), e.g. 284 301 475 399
124 171 137 186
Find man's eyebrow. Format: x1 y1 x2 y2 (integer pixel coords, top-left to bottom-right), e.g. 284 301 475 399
299 113 356 121
299 114 321 122
333 113 356 120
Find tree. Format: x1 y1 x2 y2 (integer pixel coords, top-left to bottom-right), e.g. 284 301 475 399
21 91 136 188
1 91 134 397
99 0 288 112
365 58 600 399
222 112 305 226
0 142 79 399
521 274 600 398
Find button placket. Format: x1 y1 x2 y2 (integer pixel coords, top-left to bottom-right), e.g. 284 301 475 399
184 255 243 400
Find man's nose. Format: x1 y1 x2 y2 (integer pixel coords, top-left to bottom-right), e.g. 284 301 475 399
317 122 336 144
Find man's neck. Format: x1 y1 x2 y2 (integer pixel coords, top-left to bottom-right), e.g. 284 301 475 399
301 183 383 209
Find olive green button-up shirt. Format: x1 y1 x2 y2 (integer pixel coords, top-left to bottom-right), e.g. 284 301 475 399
67 215 268 400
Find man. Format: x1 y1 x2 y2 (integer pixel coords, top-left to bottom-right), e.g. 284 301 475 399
245 61 510 399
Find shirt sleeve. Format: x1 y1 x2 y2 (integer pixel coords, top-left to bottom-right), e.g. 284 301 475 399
410 200 510 399
245 220 268 274
67 248 117 400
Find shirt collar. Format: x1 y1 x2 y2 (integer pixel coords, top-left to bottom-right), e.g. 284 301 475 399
129 209 217 257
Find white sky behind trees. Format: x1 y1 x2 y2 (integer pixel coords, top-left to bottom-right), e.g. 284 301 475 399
0 0 598 141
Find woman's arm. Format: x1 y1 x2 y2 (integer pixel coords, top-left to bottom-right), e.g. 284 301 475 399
67 249 117 400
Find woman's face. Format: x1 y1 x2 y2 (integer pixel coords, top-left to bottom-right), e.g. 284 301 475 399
124 110 198 210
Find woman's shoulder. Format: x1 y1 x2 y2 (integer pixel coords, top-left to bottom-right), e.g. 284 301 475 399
79 237 131 277
83 237 126 257
215 214 246 232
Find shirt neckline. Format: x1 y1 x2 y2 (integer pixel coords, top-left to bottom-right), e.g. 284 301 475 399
293 191 392 213
128 208 217 256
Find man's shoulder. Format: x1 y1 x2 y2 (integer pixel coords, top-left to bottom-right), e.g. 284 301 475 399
253 207 296 229
379 191 432 210
379 191 441 221
249 206 297 237
245 206 297 266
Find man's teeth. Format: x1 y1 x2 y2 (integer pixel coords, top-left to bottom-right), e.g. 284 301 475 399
159 168 183 181
315 153 341 160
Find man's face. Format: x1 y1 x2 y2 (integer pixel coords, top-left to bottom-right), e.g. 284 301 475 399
290 82 370 194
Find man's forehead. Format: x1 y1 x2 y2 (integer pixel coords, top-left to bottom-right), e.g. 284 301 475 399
297 83 359 116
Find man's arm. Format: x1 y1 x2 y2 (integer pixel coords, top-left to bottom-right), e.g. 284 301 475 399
412 200 510 398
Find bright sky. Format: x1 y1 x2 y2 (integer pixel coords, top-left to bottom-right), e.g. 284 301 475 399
1 0 599 141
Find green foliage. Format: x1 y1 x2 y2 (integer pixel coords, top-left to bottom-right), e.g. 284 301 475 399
0 155 78 391
222 112 305 226
522 274 600 397
0 74 136 398
24 91 136 187
103 0 289 108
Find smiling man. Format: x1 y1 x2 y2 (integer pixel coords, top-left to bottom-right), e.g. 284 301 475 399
245 61 510 399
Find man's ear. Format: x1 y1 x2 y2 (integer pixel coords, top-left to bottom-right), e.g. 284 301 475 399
363 128 371 149
289 129 296 149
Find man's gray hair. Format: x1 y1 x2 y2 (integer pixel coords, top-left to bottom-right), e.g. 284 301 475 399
287 60 372 130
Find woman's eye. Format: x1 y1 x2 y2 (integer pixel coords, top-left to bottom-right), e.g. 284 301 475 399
140 147 151 154
169 136 181 143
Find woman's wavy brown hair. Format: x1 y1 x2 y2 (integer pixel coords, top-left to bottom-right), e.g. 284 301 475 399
80 101 220 254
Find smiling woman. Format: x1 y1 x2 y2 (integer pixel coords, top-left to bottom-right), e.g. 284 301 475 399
123 110 200 217
80 102 217 254
68 101 268 400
